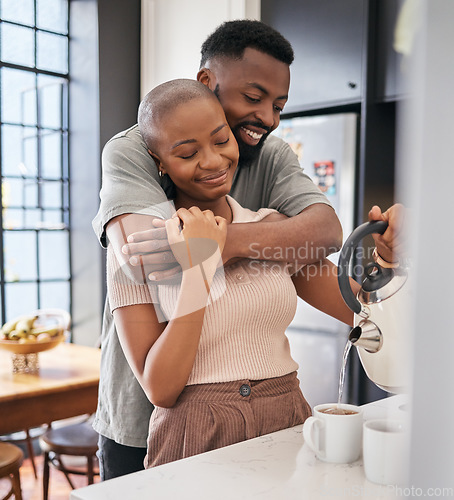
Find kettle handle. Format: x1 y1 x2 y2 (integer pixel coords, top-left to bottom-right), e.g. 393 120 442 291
337 220 388 314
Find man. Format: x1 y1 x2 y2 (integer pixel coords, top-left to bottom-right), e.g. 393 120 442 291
92 20 346 480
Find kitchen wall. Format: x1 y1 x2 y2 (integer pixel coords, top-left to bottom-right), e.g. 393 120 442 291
69 0 141 345
140 0 260 96
69 0 103 346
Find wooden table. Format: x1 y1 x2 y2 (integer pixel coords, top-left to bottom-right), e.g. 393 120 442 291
0 343 101 435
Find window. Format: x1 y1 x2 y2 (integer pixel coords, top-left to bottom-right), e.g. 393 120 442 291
0 0 70 324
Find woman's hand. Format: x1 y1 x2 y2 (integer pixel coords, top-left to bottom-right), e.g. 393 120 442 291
165 207 227 274
368 204 407 263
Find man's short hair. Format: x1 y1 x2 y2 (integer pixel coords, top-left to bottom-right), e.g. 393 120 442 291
200 19 294 68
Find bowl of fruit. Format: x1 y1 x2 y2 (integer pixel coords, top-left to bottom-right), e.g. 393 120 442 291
0 312 67 355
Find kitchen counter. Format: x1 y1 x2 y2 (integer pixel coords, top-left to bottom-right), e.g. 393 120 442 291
72 394 408 500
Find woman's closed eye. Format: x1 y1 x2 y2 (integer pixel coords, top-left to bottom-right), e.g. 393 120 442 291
215 137 230 146
179 151 197 160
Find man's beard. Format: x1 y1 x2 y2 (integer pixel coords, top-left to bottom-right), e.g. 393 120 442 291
213 85 271 168
231 123 270 168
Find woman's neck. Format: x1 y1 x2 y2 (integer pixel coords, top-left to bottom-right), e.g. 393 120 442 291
174 195 233 223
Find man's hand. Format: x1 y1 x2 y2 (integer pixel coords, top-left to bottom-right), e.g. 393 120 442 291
121 218 181 281
368 204 407 263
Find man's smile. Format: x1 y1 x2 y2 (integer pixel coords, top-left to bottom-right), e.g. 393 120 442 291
238 124 269 146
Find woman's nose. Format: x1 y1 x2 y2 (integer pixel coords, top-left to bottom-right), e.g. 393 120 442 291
198 149 223 170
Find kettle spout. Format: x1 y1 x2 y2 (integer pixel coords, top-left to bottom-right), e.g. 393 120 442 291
349 320 383 353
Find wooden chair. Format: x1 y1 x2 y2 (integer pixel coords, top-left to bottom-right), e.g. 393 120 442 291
0 442 23 500
39 420 99 500
0 427 45 480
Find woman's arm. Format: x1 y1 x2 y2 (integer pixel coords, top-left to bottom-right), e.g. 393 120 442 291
292 203 406 323
110 207 226 408
113 267 211 408
292 258 358 326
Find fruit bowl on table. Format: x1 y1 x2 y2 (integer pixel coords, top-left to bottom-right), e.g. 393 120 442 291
0 310 69 356
0 332 65 355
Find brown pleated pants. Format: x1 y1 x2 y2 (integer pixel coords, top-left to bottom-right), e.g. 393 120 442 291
144 371 311 468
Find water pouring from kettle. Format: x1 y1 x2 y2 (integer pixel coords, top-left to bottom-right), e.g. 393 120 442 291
338 220 411 394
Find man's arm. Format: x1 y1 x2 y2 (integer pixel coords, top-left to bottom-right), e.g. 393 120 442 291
93 126 172 248
225 135 342 265
120 134 342 277
122 203 341 280
223 203 342 265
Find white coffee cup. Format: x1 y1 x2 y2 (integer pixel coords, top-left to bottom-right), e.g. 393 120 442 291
303 403 363 463
363 419 410 485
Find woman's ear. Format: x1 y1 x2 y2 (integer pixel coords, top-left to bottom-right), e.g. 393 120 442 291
197 67 215 91
148 149 165 175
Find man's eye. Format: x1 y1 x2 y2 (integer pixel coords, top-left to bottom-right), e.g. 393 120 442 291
274 105 284 113
179 151 197 159
245 94 260 103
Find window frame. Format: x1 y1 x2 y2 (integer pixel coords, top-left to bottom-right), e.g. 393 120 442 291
0 0 71 326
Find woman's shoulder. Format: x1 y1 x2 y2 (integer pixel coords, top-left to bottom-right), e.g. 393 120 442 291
227 196 278 223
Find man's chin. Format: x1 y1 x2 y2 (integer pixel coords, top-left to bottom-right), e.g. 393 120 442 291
236 136 267 167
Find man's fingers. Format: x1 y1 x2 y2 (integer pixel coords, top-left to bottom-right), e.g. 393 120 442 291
126 226 167 243
152 218 166 228
148 264 182 282
129 250 177 267
122 237 170 255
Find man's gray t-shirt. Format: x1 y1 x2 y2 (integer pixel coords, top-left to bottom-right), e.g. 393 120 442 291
92 124 332 448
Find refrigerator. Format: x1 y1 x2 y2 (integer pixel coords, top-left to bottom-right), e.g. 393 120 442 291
273 113 358 407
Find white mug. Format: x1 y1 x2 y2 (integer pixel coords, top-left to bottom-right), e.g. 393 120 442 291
363 419 409 485
303 403 363 463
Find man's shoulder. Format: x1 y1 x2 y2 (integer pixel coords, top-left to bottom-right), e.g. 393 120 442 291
261 133 287 153
104 124 145 150
256 134 290 163
102 124 151 163
245 134 291 173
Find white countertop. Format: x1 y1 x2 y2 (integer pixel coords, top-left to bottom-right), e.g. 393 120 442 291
71 395 409 500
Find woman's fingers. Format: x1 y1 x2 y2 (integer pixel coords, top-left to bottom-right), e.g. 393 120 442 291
165 217 183 246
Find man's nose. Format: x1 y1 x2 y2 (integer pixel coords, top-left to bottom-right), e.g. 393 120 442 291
254 104 275 130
